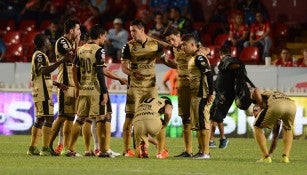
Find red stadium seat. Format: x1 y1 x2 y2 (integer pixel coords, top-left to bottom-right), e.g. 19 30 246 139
39 19 52 30
214 34 229 46
207 45 221 66
0 20 16 37
272 22 289 39
230 46 238 57
5 44 24 62
22 31 39 52
193 21 204 32
200 33 212 46
240 46 260 64
84 16 99 31
206 22 224 35
4 31 21 46
19 19 37 33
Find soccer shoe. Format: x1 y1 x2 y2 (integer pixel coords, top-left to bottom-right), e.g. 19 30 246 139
281 156 290 163
49 146 59 156
84 150 95 157
174 151 193 158
27 146 40 156
39 147 52 156
97 151 115 158
219 138 229 149
94 149 100 156
192 152 203 158
156 149 169 159
54 144 63 154
209 140 217 148
65 150 82 157
138 141 149 158
193 153 211 160
60 148 70 156
106 149 121 157
256 157 272 163
123 149 135 157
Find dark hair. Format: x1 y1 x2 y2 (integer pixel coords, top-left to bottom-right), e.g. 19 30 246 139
90 24 106 40
80 24 89 41
181 34 196 43
34 34 47 50
130 19 145 29
64 18 80 34
170 6 181 14
220 45 231 55
161 96 172 106
162 26 180 38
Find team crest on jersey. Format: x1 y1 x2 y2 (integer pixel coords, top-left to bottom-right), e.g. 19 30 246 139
36 54 43 63
60 39 69 49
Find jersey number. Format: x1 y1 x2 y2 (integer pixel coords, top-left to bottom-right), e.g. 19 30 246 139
80 58 92 74
141 98 155 103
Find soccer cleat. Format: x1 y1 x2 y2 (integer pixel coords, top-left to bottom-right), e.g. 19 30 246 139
60 148 70 156
27 146 40 156
84 150 94 157
192 152 203 158
281 156 290 163
39 147 51 156
94 149 100 156
209 140 217 148
256 156 272 163
138 141 149 158
156 149 169 159
123 149 135 157
106 149 121 157
97 151 115 158
193 153 211 159
49 146 59 156
174 151 193 158
219 138 229 149
54 144 63 154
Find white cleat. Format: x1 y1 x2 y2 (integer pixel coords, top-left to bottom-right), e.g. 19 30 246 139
107 149 121 157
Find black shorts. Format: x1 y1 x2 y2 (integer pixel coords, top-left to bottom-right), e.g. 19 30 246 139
210 93 235 123
99 94 112 115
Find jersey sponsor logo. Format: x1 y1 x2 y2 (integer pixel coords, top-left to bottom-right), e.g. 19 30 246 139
138 63 154 69
60 39 69 49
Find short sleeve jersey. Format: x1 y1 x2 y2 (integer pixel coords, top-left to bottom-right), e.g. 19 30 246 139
172 46 191 87
73 43 105 96
250 21 271 40
229 23 249 39
31 50 53 102
55 36 76 86
188 54 211 98
121 37 163 88
261 91 292 108
133 97 170 122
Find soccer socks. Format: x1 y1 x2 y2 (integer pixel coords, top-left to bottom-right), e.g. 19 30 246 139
63 120 73 148
49 117 65 147
122 118 133 151
68 121 82 151
91 119 99 151
183 124 192 154
283 129 293 159
156 127 166 154
96 121 106 152
30 126 41 146
197 131 202 153
254 126 269 158
42 126 52 147
104 121 111 151
200 129 210 155
82 121 92 152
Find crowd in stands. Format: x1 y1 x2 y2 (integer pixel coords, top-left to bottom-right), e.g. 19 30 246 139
0 0 306 67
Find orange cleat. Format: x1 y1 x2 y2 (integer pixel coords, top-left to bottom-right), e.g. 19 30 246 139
54 144 63 154
123 149 135 157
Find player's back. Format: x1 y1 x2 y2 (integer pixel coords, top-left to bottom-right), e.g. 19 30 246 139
134 97 166 121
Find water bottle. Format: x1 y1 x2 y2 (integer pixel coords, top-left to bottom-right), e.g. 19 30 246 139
292 56 297 66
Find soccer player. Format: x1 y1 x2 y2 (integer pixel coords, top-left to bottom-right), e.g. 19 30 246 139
161 27 193 157
181 34 214 159
209 45 245 149
66 24 108 156
121 19 166 157
133 96 173 158
251 88 296 163
48 18 81 155
27 34 68 156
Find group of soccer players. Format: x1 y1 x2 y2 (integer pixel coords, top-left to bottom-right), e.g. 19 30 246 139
28 17 297 162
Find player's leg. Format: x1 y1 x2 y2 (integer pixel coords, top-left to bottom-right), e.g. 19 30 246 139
253 126 270 161
122 115 134 156
156 127 169 158
91 118 99 154
49 116 66 148
27 115 44 155
54 126 64 154
182 115 192 156
82 118 93 156
134 120 149 158
40 115 54 156
62 116 74 150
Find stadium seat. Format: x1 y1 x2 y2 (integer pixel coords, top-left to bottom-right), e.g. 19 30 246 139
39 19 52 30
214 34 229 46
272 22 289 39
24 44 35 62
207 45 221 66
206 22 224 36
200 33 212 46
0 19 16 37
193 21 204 33
84 16 99 31
4 31 21 46
230 46 238 57
240 46 260 64
19 19 37 33
5 43 24 62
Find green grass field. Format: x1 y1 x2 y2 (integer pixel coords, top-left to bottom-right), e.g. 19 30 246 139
0 136 306 175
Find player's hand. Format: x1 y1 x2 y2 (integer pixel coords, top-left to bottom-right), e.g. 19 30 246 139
101 93 108 106
207 95 214 105
198 47 211 56
58 83 68 92
132 70 144 80
119 78 128 85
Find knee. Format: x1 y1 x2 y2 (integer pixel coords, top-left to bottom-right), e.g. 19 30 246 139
44 116 54 127
34 118 45 129
182 116 191 125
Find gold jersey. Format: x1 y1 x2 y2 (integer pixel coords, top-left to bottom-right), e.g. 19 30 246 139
55 36 75 86
31 50 53 102
172 47 191 87
121 37 163 88
261 90 293 108
134 97 170 122
188 55 211 98
74 43 105 96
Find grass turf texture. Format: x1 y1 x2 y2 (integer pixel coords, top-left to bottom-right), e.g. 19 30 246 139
0 136 306 175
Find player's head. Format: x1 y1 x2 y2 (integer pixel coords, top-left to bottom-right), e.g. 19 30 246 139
161 96 172 106
90 24 106 45
79 24 89 45
219 45 231 57
34 34 50 51
163 26 181 47
129 19 146 41
64 18 81 38
181 34 197 55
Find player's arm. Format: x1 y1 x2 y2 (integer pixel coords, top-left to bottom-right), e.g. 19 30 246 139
160 98 173 128
41 57 67 75
268 119 282 156
103 66 128 85
195 55 214 103
57 38 75 63
162 70 171 92
252 87 263 108
96 48 108 105
120 43 132 76
53 81 68 91
156 42 177 69
71 56 80 96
